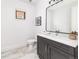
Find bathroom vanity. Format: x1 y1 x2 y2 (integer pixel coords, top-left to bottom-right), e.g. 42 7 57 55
37 33 78 59
37 0 78 59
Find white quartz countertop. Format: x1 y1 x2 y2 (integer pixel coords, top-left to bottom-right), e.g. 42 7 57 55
37 33 78 48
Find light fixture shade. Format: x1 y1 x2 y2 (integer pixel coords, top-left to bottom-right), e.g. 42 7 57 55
29 0 32 2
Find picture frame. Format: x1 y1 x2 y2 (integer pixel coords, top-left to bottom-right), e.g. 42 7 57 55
16 10 25 19
35 16 41 26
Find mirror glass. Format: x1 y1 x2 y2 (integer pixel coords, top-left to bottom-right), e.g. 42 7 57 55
46 1 78 33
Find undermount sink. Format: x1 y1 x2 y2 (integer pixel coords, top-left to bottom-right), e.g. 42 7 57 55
43 32 68 39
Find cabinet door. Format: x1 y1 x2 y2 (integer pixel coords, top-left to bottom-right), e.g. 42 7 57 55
37 36 48 59
48 46 74 59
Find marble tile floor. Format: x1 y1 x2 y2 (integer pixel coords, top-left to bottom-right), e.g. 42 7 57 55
1 45 39 59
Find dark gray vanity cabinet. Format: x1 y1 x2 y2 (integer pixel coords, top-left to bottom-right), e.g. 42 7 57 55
37 36 48 59
48 46 74 59
37 36 78 59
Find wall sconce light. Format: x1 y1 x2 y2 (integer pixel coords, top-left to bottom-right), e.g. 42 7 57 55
49 0 63 4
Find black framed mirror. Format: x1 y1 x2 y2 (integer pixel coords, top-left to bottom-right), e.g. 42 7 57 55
45 0 78 34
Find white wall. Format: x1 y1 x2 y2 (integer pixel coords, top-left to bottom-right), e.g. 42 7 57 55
35 0 49 34
1 0 35 51
71 4 78 32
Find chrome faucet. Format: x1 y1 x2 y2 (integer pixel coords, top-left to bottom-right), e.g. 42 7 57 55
55 30 60 36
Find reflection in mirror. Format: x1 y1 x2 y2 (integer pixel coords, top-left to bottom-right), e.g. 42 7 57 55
46 1 78 33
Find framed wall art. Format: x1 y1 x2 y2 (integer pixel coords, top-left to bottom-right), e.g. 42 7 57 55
16 10 26 19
